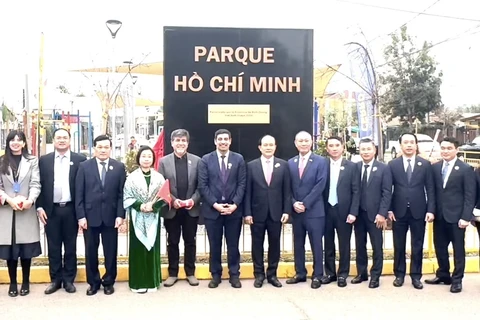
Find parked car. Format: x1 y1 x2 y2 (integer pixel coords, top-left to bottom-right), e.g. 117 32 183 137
459 136 480 159
389 133 440 159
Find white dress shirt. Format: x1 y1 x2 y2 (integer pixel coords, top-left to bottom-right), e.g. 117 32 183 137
361 159 375 181
298 151 312 169
328 158 342 205
402 155 416 172
216 150 229 170
96 158 110 180
261 155 274 182
54 150 71 203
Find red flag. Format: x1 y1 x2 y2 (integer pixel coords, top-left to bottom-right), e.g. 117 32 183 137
153 130 164 170
156 179 172 209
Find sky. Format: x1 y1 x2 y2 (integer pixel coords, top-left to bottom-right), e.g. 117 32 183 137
1 0 479 112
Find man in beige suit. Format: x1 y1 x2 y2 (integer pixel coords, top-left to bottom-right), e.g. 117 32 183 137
159 129 201 287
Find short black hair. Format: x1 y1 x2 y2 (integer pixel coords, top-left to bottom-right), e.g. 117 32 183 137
359 137 375 147
53 128 71 138
441 137 459 148
214 129 231 139
326 136 343 144
93 135 112 147
136 145 156 167
398 133 417 144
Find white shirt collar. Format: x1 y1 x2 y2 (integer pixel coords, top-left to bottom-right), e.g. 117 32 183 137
299 151 312 160
444 157 457 166
96 157 109 166
55 150 71 159
330 157 342 165
362 159 374 167
216 150 229 159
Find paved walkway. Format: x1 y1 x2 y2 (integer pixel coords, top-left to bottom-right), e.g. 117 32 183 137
1 275 480 319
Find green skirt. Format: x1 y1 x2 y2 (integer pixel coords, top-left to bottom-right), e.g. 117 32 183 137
128 216 162 290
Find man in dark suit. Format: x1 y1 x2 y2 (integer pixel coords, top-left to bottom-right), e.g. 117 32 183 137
286 131 327 289
244 135 291 288
425 137 476 293
198 129 246 289
75 135 126 296
352 138 392 289
159 129 201 287
321 136 359 287
37 128 86 294
388 133 435 290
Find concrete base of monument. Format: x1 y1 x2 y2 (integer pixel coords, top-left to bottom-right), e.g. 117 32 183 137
0 258 479 283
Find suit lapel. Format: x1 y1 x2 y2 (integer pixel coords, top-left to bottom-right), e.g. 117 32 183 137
300 153 313 179
397 158 408 185
168 154 177 188
17 157 31 185
336 158 346 188
92 158 102 186
256 158 268 187
186 153 192 183
224 153 232 184
367 160 377 187
445 159 461 188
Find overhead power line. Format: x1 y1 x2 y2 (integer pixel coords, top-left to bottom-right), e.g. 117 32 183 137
335 0 480 22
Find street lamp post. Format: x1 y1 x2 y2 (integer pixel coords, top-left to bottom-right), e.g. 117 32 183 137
105 19 122 157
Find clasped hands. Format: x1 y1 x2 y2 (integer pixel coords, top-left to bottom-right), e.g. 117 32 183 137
213 203 237 215
6 195 33 211
244 213 289 225
140 201 155 213
173 199 194 210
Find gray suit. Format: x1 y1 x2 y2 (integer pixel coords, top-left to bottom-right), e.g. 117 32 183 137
158 151 201 278
0 156 41 245
159 152 201 218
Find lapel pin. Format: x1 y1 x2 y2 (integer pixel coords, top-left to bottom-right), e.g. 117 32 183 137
228 163 232 169
372 167 377 172
70 161 74 166
417 162 422 166
294 158 298 163
109 166 114 170
454 166 459 170
275 163 280 168
309 159 313 162
188 160 192 165
340 166 345 170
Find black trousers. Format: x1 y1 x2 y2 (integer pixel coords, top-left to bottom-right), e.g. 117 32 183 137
392 208 425 280
84 223 118 288
354 210 383 279
45 203 78 284
250 215 282 279
164 211 199 277
433 219 466 283
324 204 353 278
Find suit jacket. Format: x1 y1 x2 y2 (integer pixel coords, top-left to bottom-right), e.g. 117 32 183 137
288 153 327 218
389 156 435 219
75 158 126 227
159 152 201 219
323 157 360 219
433 158 476 223
357 160 392 222
36 151 87 216
0 156 41 244
198 151 246 220
244 157 291 222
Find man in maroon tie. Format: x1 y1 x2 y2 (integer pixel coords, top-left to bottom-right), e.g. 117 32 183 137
244 135 291 288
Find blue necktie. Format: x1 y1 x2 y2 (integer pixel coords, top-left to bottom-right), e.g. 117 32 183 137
100 162 107 187
328 162 338 206
442 162 449 185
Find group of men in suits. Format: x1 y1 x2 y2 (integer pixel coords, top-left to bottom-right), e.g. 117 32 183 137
320 133 475 293
35 127 476 295
37 130 127 296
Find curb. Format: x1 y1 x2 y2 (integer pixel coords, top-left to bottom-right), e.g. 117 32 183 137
0 257 478 284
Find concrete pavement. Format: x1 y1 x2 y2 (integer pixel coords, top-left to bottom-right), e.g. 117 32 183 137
2 275 480 319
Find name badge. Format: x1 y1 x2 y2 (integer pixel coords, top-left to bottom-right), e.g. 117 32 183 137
13 182 20 193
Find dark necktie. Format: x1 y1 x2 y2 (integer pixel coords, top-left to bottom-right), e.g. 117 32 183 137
360 164 369 211
100 162 107 187
220 155 227 183
406 159 412 184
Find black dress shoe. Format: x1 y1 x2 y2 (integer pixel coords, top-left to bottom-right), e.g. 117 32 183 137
8 283 18 297
19 283 30 296
393 277 404 287
86 286 99 296
321 275 337 284
337 277 347 288
351 275 368 284
412 279 423 290
104 286 115 295
425 277 452 285
254 278 264 288
286 276 307 284
450 283 462 293
64 282 76 293
44 282 62 295
208 278 221 288
229 278 242 289
368 279 379 288
267 277 282 288
311 277 321 289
